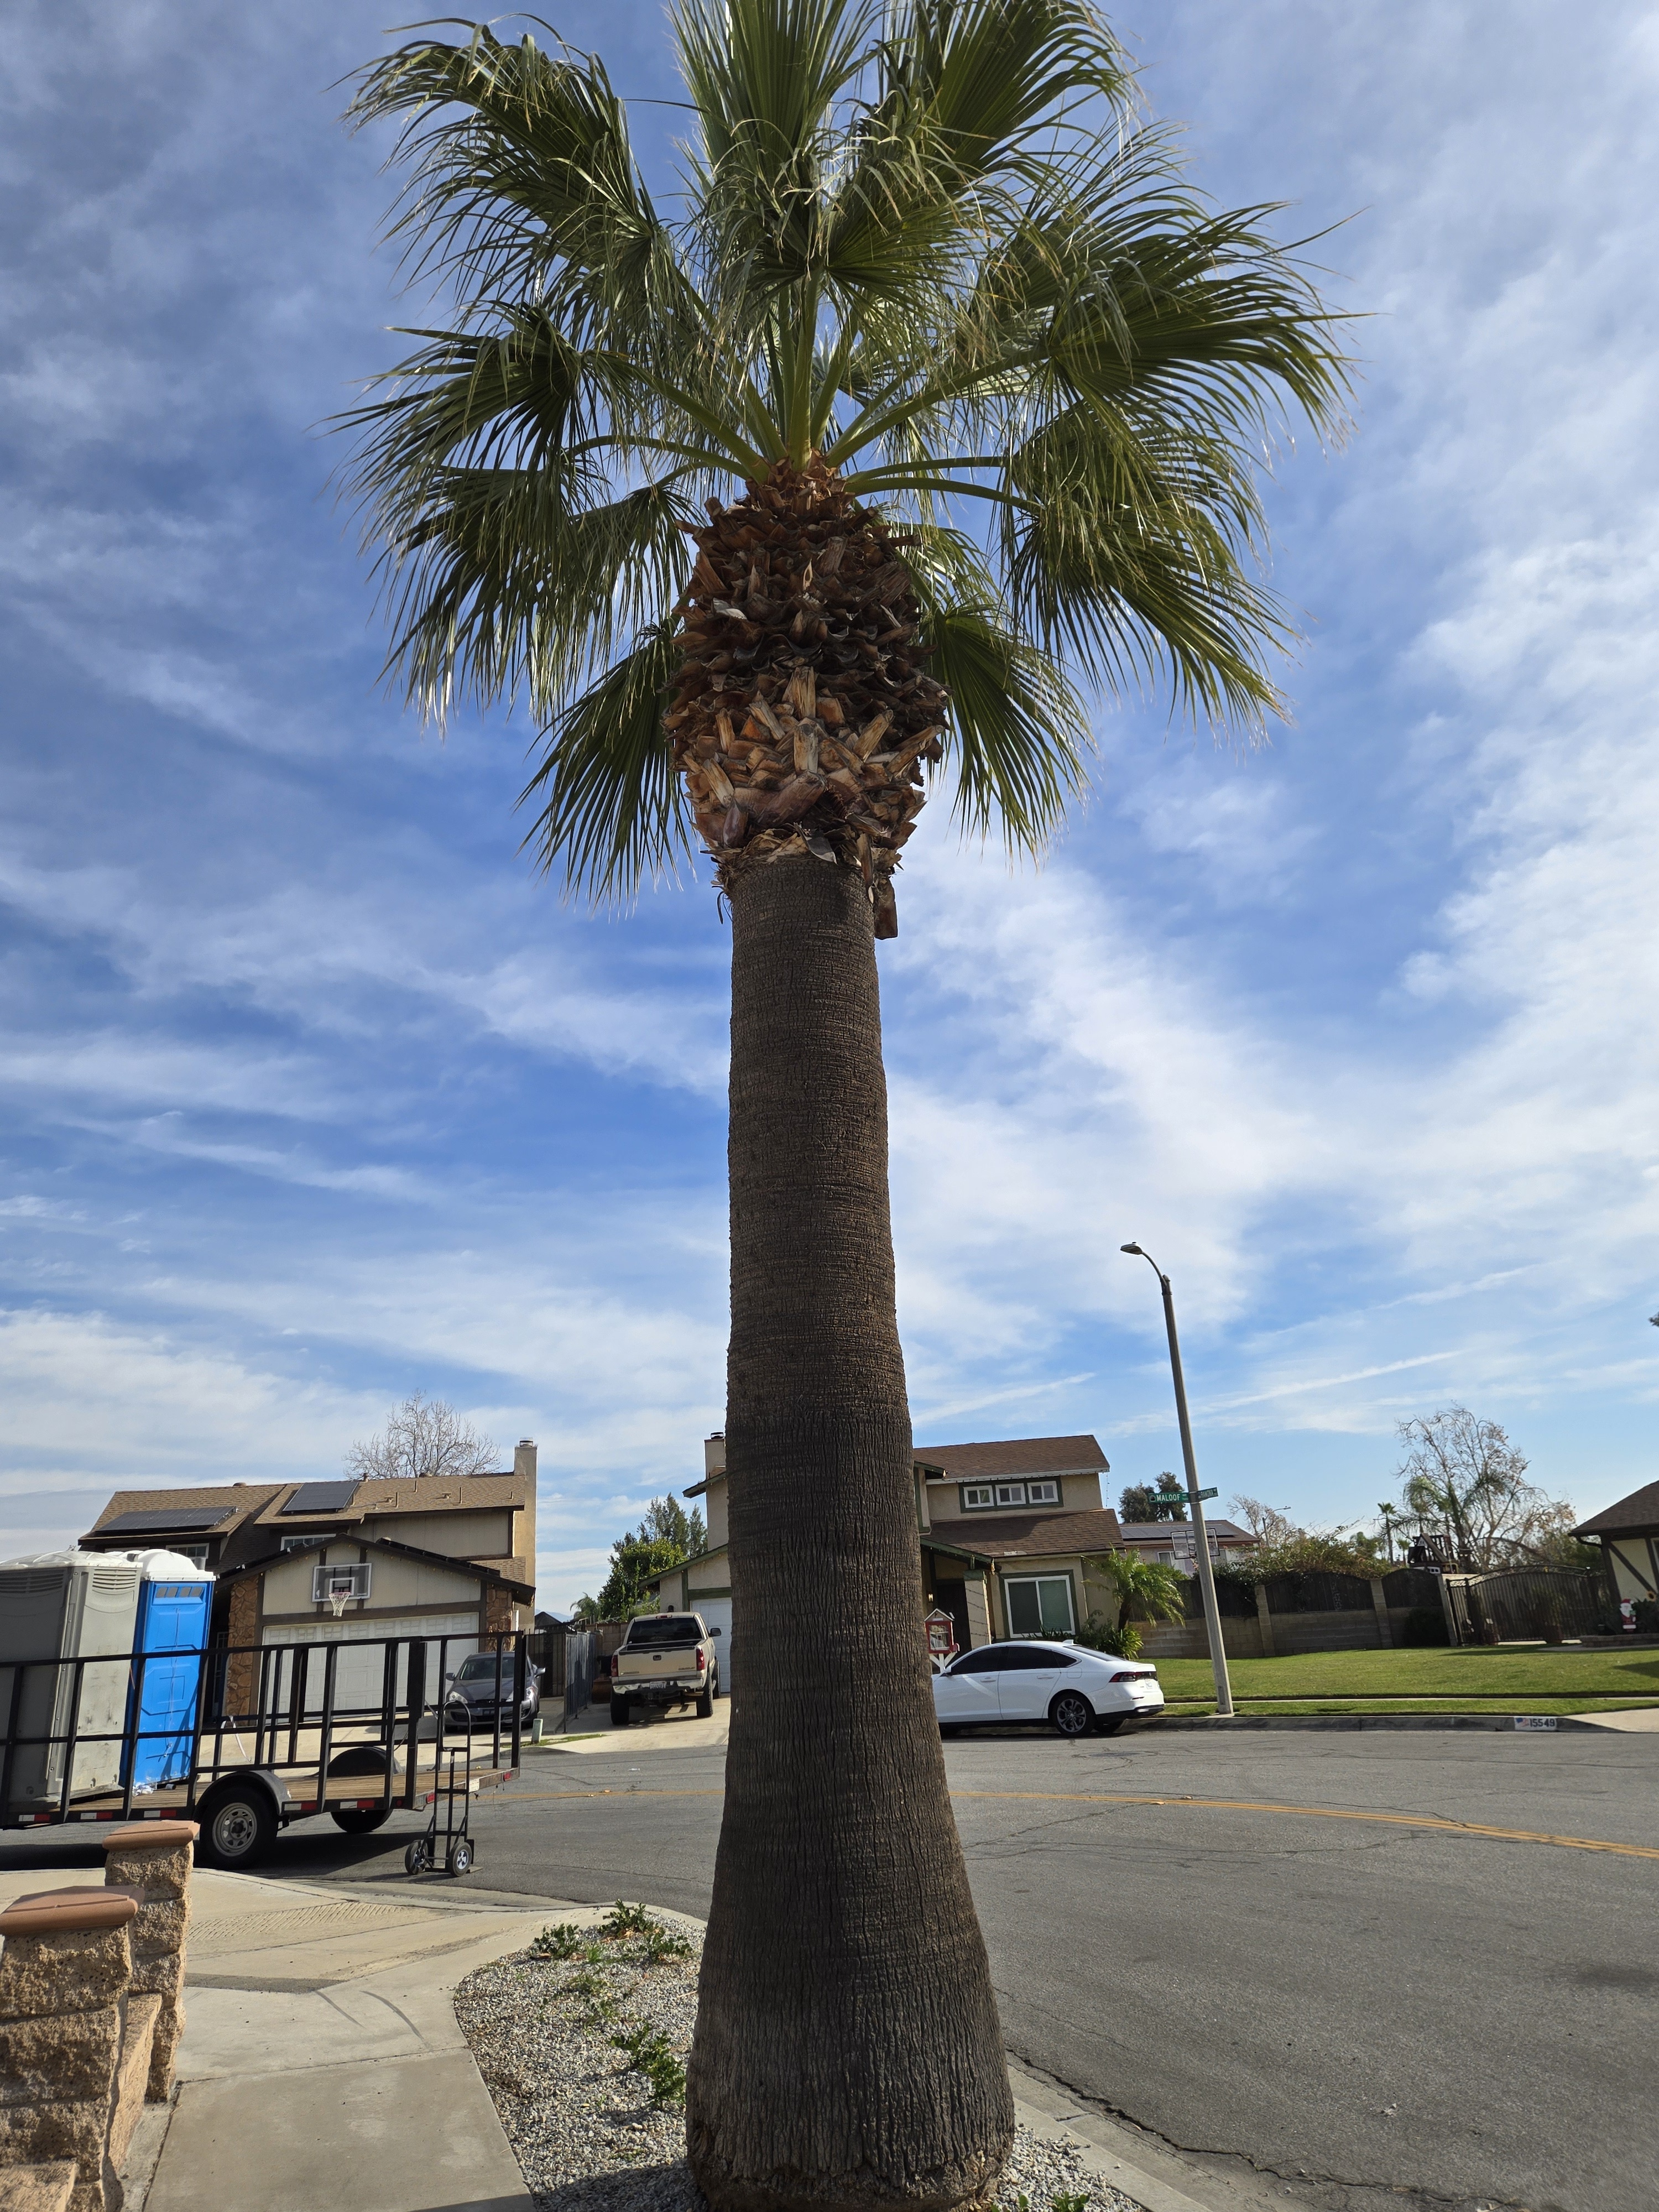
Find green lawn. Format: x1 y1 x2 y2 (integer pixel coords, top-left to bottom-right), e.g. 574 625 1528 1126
1153 1645 1659 1711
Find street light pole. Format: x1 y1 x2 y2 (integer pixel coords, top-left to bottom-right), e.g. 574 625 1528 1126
1121 1244 1235 1719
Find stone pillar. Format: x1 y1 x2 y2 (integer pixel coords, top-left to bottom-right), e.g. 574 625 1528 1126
102 1823 197 2104
0 1888 148 2212
1253 1580 1276 1658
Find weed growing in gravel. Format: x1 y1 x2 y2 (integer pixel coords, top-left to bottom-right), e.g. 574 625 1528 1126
1050 2195 1093 2212
531 1923 586 1959
636 1923 692 1965
601 1900 659 1939
613 2023 687 2107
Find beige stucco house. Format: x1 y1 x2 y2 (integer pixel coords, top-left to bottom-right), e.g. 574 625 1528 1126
655 1432 1125 1673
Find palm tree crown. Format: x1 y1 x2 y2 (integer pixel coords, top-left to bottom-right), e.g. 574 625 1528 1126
342 0 1348 909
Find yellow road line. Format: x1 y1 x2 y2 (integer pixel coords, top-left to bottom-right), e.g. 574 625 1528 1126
949 1790 1659 1863
502 1786 1657 1863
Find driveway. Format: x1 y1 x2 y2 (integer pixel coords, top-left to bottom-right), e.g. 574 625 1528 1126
7 1718 1656 2212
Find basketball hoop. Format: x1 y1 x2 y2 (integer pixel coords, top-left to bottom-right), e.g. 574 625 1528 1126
327 1580 353 1620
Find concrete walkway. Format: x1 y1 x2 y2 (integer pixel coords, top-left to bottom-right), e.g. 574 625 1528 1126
539 1702 731 1754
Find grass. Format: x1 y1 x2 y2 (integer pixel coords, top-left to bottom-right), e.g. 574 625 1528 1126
1154 1645 1659 1712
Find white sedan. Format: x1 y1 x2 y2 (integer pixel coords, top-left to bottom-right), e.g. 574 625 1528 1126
933 1640 1165 1738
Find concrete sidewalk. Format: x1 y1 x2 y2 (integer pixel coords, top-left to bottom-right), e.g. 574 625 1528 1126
539 1702 730 1755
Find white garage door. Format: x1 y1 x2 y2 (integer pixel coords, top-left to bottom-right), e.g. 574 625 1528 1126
263 1613 481 1713
692 1597 733 1696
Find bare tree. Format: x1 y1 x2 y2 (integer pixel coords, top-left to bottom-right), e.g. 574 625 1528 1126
1394 1406 1573 1569
346 1391 498 1481
1230 1495 1298 1546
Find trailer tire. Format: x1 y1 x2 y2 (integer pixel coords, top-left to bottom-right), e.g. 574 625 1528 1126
331 1806 392 1834
199 1782 278 1870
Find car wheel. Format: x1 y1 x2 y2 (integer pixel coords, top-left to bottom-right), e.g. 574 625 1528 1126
611 1696 632 1728
696 1681 714 1718
331 1806 392 1834
199 1784 276 1870
1050 1690 1094 1738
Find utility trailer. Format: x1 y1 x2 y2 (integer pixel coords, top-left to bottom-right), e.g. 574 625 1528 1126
0 1627 528 1870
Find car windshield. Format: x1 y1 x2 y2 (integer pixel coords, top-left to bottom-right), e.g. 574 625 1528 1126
625 1617 702 1649
455 1655 510 1682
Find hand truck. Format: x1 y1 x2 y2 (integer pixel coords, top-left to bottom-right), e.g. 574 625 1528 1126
405 1734 473 1876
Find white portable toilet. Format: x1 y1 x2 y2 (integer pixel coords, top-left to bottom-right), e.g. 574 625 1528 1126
0 1551 142 1807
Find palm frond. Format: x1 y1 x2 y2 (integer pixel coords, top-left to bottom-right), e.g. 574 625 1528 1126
519 627 689 902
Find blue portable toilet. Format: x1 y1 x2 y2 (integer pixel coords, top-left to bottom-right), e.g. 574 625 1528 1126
121 1551 213 1790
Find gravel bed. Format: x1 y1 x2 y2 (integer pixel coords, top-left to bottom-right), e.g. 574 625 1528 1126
456 1912 1144 2212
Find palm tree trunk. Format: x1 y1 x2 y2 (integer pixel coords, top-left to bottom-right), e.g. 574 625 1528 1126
687 855 1013 2212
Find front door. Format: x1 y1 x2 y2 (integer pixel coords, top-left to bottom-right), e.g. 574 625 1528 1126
934 1648 1003 1725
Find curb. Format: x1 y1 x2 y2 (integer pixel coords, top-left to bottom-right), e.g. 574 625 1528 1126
1153 1712 1620 1732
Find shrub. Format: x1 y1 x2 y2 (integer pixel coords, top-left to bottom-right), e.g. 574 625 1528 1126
531 1923 586 1959
1076 1614 1142 1660
601 1900 658 1939
1399 1606 1448 1647
613 2023 687 2106
1635 1598 1659 1634
638 1922 692 1965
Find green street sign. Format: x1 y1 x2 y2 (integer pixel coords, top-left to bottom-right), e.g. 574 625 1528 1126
1156 1487 1217 1503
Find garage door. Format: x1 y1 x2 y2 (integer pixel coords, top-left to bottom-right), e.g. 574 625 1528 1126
263 1613 481 1713
692 1597 733 1696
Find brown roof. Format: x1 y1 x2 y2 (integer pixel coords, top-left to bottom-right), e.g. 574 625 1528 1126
83 1473 529 1580
1574 1481 1659 1537
1118 1519 1253 1543
219 1531 534 1601
927 1506 1123 1559
915 1435 1109 1480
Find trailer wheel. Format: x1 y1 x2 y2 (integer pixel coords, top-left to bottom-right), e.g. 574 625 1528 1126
331 1806 392 1835
199 1784 277 1870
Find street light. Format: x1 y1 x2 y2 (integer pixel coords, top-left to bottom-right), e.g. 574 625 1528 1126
1120 1243 1235 1719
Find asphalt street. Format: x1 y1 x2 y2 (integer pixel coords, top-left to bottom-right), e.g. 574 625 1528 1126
8 1718 1656 2212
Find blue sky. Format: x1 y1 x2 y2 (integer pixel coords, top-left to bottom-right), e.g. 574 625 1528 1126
3 2 1656 1613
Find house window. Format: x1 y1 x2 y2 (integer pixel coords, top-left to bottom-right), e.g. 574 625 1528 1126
993 1483 1027 1507
1004 1575 1076 1637
281 1534 330 1553
961 1484 997 1511
1026 1480 1060 1505
174 1545 210 1569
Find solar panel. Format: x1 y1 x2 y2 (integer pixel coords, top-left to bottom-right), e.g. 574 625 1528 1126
280 1480 360 1515
99 1507 233 1535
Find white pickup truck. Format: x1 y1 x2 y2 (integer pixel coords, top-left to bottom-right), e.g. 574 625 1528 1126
610 1611 717 1726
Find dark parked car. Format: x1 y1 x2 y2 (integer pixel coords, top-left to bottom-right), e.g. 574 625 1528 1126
444 1650 540 1735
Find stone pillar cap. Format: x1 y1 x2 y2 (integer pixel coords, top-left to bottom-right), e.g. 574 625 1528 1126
0 1887 139 1937
101 1822 200 1850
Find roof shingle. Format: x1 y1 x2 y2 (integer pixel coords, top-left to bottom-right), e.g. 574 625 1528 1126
915 1435 1109 1480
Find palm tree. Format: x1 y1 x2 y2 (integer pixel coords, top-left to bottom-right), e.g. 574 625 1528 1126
339 6 1347 2205
1081 1547 1187 1656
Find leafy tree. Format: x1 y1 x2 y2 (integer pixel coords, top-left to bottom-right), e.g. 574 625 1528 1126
1118 1476 1185 1522
338 6 1345 2204
1078 1548 1186 1658
596 1533 688 1619
635 1495 708 1556
345 1390 498 1480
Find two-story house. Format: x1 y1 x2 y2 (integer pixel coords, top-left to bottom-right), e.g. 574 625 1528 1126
654 1432 1124 1679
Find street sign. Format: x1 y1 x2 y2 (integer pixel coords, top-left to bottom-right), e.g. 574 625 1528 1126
1156 1488 1217 1503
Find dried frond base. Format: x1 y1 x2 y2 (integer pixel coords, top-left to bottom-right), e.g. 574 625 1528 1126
667 457 947 936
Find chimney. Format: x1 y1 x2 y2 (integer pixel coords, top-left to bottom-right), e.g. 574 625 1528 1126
514 1439 538 1484
704 1432 726 1477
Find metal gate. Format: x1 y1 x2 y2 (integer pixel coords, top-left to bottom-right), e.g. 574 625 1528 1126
1442 1568 1603 1645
